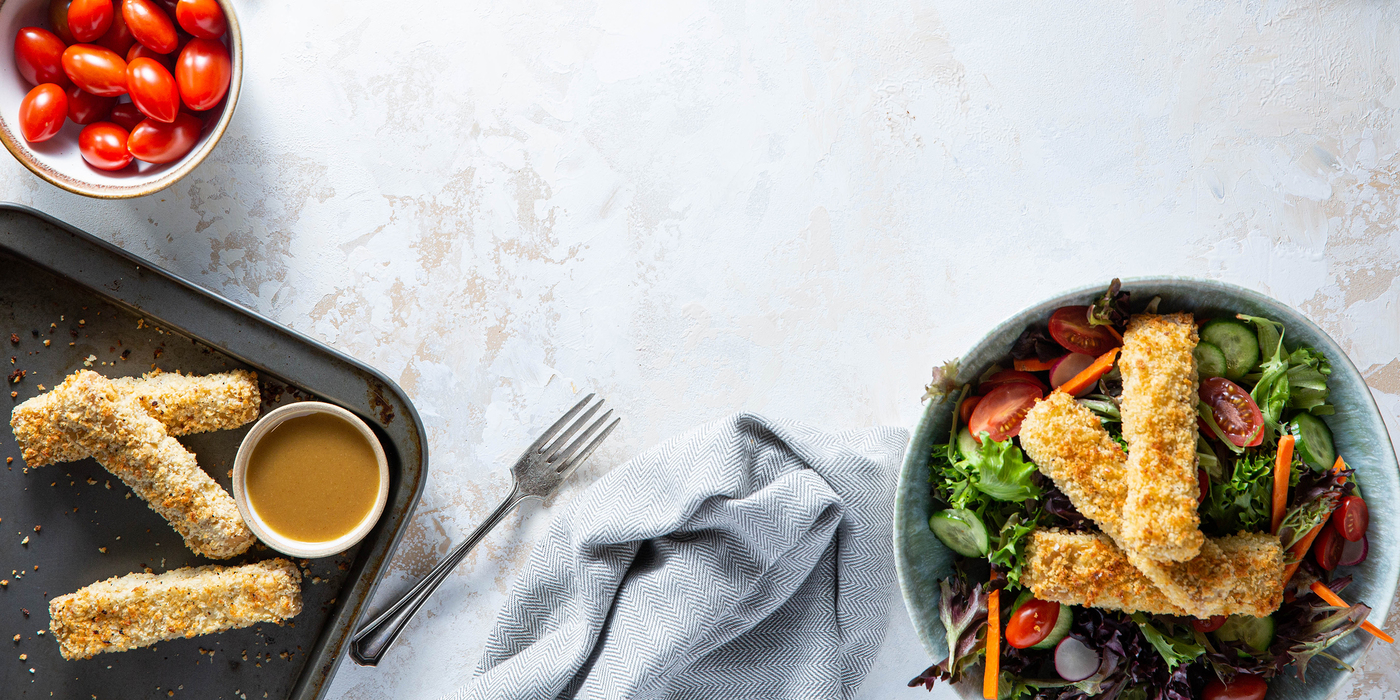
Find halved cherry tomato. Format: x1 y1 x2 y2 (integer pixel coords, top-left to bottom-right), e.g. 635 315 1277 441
1202 674 1267 700
79 121 132 169
126 111 200 162
1048 306 1121 356
174 37 228 110
1199 377 1264 448
175 0 224 39
66 84 115 124
62 43 128 96
1005 598 1060 649
123 0 178 53
18 83 68 142
126 57 178 122
1197 467 1209 505
50 0 76 44
1331 495 1369 542
959 395 981 427
1192 615 1227 633
1314 522 1344 571
67 0 114 43
968 382 1042 444
94 3 135 54
108 100 143 130
978 369 1048 395
15 27 71 87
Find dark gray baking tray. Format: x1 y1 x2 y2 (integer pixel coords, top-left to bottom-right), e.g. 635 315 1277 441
0 203 427 700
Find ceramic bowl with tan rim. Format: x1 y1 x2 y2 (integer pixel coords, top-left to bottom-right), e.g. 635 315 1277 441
0 0 241 198
233 401 390 559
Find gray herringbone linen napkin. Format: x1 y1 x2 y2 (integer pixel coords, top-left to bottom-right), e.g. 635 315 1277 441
445 413 907 700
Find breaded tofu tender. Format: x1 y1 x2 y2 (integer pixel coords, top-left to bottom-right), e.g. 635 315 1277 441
1022 529 1188 616
1019 391 1128 543
34 370 254 559
1126 533 1284 618
1119 313 1203 562
50 559 302 660
10 369 259 467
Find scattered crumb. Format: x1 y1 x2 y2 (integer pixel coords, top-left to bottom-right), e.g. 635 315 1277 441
32 526 39 533
98 547 106 554
104 481 110 490
10 634 17 642
86 478 96 485
7 334 16 345
18 653 25 660
20 537 28 546
36 384 44 391
42 340 49 347
83 354 96 367
5 458 10 465
1 581 7 587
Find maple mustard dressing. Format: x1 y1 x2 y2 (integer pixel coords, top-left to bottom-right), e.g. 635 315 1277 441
246 412 380 542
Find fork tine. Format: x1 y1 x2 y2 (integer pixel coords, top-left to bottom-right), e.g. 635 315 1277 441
555 413 619 473
542 400 603 460
525 393 595 454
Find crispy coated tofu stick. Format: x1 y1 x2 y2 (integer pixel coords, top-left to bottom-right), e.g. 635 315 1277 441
1021 392 1285 617
1119 313 1203 561
49 559 302 660
1023 529 1189 616
1019 391 1128 543
31 370 254 559
10 369 260 467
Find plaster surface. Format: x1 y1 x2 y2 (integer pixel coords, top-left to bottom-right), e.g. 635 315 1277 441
0 0 1397 698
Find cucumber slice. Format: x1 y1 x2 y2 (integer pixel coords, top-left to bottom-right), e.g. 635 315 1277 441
957 428 982 462
1201 320 1261 381
1193 342 1228 380
929 508 990 557
1291 413 1336 471
1031 602 1074 650
1215 615 1276 651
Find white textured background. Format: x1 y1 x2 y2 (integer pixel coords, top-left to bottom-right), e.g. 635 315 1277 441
2 0 1399 697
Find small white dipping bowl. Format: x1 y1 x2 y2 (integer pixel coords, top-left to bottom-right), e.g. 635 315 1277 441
233 401 388 559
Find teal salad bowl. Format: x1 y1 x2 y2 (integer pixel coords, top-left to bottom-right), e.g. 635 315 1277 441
893 277 1399 699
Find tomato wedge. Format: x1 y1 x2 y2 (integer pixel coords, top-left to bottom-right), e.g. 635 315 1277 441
959 395 981 427
1331 495 1369 542
1192 615 1227 633
1005 598 1060 649
978 369 1047 395
1048 306 1121 356
968 382 1042 444
1314 522 1344 571
1199 377 1264 447
1203 674 1267 700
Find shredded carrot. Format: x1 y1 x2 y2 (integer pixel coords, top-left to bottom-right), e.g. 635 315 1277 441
1014 356 1060 372
1309 581 1394 643
1282 457 1348 584
1054 347 1120 397
1271 435 1295 535
984 587 1000 699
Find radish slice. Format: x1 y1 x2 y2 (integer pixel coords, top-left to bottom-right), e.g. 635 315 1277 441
1050 353 1097 396
1340 535 1368 567
1054 637 1100 682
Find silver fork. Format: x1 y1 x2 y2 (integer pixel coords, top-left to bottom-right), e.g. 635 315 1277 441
348 393 620 666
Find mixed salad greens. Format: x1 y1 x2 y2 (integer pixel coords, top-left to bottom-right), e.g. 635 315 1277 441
910 281 1382 700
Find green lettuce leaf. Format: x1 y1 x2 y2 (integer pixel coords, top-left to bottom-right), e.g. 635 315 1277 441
1200 449 1274 536
1131 614 1205 669
971 435 1042 502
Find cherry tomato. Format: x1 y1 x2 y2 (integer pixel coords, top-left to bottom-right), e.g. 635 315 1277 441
67 0 114 43
174 37 228 110
79 121 132 169
1202 674 1267 700
127 41 173 69
1048 306 1121 356
66 84 115 124
977 369 1048 395
969 382 1042 444
62 44 128 96
1314 522 1344 571
126 57 178 122
1331 495 1369 542
126 112 200 163
123 0 178 53
1005 597 1060 649
1197 467 1209 504
94 3 135 54
959 395 981 427
15 27 71 88
108 101 143 130
18 83 68 142
175 0 224 39
1192 615 1227 633
50 0 76 44
1199 377 1264 448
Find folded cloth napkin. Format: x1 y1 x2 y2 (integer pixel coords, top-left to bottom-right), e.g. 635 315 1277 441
444 412 907 700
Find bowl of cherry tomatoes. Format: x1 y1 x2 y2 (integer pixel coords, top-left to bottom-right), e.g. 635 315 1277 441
0 0 238 198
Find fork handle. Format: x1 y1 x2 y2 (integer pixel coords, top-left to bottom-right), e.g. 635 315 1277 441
349 488 529 666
